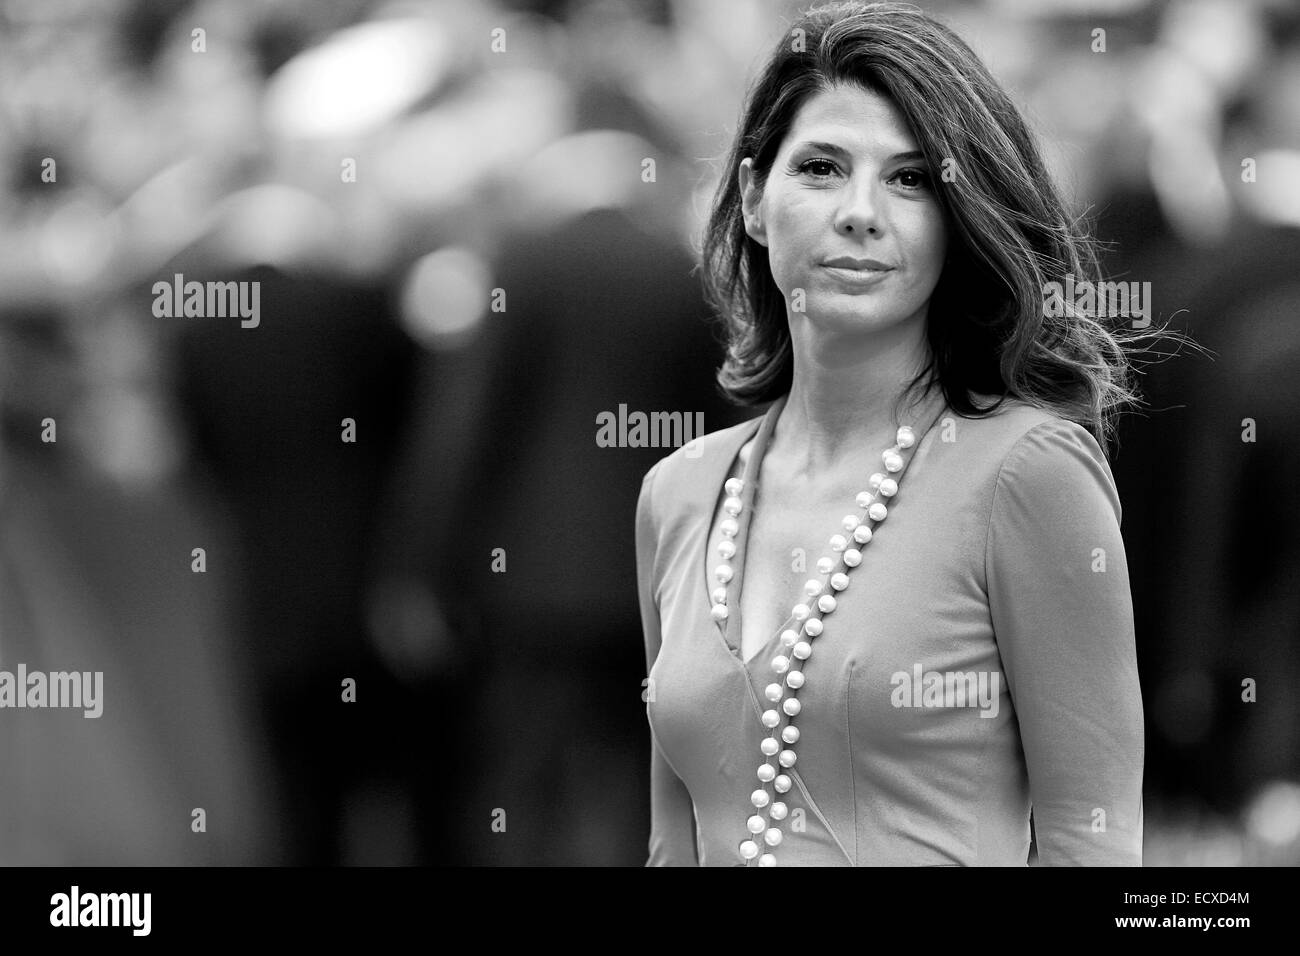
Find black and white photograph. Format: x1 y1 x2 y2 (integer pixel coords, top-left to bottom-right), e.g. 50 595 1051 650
0 0 1295 931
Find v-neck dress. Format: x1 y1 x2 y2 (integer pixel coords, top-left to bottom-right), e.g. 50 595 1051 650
635 391 1144 866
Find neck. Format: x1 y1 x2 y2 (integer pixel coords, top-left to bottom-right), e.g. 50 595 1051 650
773 311 935 477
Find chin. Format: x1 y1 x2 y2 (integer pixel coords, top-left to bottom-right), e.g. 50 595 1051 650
800 296 916 335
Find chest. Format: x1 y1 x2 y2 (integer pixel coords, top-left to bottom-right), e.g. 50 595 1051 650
704 426 930 666
732 494 863 664
659 465 1004 781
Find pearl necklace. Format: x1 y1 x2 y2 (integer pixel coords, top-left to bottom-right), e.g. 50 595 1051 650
710 422 920 867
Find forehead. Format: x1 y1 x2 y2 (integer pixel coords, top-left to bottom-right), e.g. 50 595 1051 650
782 83 918 155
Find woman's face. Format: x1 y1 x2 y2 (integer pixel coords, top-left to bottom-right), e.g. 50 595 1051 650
740 82 948 339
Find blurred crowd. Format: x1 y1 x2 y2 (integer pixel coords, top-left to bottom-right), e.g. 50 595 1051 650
0 0 1296 865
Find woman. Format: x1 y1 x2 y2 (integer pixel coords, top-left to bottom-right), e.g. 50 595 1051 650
636 1 1154 866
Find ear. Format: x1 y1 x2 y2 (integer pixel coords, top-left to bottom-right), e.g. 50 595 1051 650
738 158 768 247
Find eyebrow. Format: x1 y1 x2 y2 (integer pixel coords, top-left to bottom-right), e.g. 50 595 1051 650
798 141 926 163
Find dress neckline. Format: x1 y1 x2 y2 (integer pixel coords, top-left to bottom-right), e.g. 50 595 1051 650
704 385 951 670
712 393 788 669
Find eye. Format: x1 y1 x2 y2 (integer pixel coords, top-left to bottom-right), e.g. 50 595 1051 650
890 167 931 190
796 158 841 179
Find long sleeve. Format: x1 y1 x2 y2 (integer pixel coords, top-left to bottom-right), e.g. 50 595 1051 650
636 459 699 866
986 420 1144 866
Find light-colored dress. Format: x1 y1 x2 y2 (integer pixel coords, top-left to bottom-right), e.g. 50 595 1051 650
636 390 1144 866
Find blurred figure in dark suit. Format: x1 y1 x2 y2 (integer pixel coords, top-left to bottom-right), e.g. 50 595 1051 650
1094 8 1300 860
372 191 746 863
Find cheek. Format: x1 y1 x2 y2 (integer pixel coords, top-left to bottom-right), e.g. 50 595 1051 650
762 235 802 294
898 205 948 281
765 192 823 266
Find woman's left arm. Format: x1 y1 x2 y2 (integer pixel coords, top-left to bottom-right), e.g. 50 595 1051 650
986 419 1144 866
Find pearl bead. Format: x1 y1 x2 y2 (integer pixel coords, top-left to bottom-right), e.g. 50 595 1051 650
856 491 874 509
830 572 849 591
780 629 798 647
841 514 859 532
791 603 810 621
764 827 783 846
869 472 885 490
718 539 736 559
782 698 801 716
720 517 739 537
817 594 836 613
723 495 743 516
752 789 770 808
747 814 765 834
879 477 898 497
803 617 823 637
771 655 790 674
715 563 733 584
843 548 862 567
778 750 797 768
770 801 788 820
853 524 873 544
757 763 776 782
712 586 728 604
760 736 780 756
761 709 780 728
896 425 916 448
792 641 811 660
785 670 805 689
829 534 847 552
759 853 777 867
781 725 800 744
868 502 887 522
883 452 904 473
803 579 823 597
764 683 783 702
816 556 834 575
774 774 792 793
725 477 744 497
711 603 728 621
739 839 759 860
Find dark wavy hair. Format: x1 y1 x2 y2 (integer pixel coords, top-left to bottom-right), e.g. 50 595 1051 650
701 0 1179 450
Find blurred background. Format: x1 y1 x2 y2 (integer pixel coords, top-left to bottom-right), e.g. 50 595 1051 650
0 0 1296 865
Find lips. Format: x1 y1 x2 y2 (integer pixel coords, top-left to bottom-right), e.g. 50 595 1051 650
822 256 893 270
821 260 893 289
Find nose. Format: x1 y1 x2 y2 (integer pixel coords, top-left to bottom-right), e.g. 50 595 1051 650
833 173 881 236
